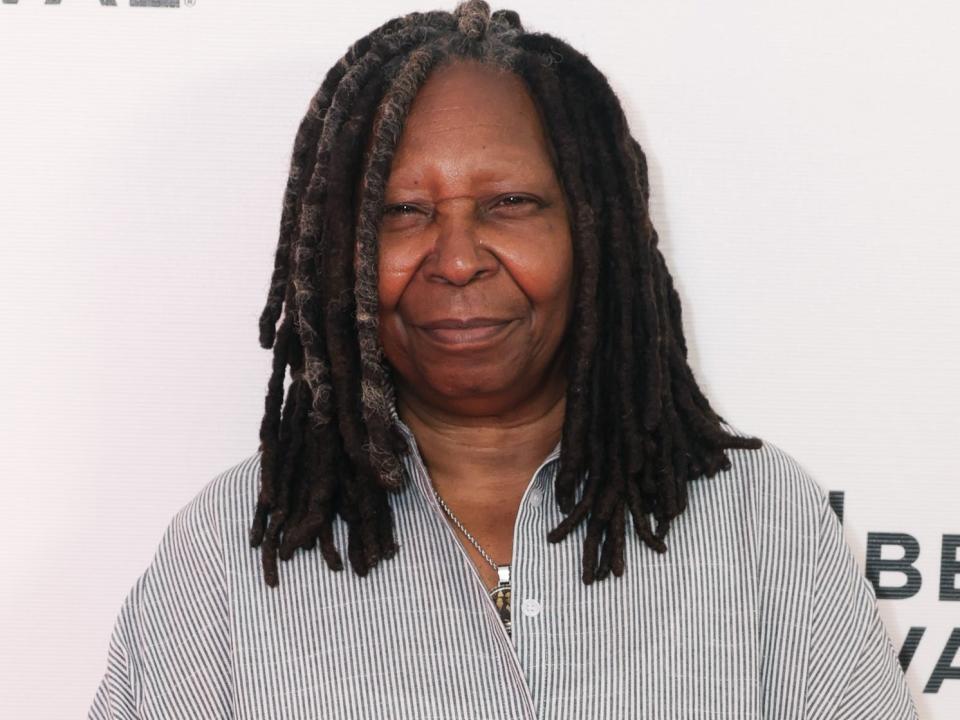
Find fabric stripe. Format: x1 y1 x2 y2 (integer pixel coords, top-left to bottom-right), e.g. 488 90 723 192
89 420 918 719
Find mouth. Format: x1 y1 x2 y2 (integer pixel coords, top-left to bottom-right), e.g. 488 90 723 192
415 318 516 347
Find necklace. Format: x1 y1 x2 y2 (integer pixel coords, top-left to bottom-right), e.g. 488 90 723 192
431 487 512 636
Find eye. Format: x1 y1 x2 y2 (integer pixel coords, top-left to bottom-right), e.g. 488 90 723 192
495 194 537 208
383 203 424 216
489 194 543 217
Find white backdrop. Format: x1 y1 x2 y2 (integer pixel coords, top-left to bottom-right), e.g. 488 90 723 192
1 1 957 717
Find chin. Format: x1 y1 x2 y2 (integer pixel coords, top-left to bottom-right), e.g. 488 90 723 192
429 373 515 399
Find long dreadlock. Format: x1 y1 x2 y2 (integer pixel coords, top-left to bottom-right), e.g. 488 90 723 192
251 0 764 588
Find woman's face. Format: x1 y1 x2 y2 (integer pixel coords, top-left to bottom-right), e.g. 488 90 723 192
376 59 575 416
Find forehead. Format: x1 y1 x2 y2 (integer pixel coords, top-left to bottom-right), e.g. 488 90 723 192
405 60 539 125
387 60 556 174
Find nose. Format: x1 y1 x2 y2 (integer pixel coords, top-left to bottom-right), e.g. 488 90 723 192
424 197 499 286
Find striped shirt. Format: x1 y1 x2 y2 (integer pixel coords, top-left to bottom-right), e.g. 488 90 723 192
89 417 918 719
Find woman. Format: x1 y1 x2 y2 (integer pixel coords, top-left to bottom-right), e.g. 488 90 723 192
90 2 918 718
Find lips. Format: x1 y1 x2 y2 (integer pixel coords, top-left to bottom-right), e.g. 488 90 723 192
416 317 515 346
418 317 511 330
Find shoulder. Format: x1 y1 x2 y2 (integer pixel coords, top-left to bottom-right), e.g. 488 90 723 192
127 451 262 612
707 421 837 601
167 450 262 540
688 420 832 576
112 451 262 662
716 419 829 529
92 454 257 717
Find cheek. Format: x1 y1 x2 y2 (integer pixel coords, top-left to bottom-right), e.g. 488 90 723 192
376 244 415 315
376 243 420 366
503 227 574 308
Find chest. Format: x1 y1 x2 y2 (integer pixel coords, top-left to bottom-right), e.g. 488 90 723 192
226 482 765 720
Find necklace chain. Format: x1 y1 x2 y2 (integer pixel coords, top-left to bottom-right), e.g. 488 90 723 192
428 478 513 636
430 487 503 574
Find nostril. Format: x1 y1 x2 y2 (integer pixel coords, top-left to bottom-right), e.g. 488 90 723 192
425 237 499 286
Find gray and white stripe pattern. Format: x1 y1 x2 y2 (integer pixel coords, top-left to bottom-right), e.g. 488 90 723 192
90 418 918 718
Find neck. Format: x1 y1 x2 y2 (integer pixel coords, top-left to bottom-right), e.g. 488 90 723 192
395 383 566 508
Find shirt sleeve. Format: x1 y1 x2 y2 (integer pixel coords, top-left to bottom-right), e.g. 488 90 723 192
88 579 145 719
803 486 919 719
88 479 234 719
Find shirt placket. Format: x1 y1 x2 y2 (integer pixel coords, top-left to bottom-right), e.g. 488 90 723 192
508 455 560 718
393 414 558 720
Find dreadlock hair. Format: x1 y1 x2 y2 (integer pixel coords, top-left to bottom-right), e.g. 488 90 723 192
251 0 764 588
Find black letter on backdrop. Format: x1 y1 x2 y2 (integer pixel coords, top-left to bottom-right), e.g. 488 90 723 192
898 627 925 671
866 532 921 599
924 628 960 693
828 490 845 525
941 535 960 601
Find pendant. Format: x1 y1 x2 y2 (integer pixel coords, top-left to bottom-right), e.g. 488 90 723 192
489 565 512 636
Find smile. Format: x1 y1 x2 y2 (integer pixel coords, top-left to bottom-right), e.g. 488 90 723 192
416 319 515 347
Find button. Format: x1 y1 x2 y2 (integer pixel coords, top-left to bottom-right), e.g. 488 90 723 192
527 489 544 507
521 598 542 617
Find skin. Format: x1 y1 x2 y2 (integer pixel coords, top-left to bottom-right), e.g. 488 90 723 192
375 59 576 591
